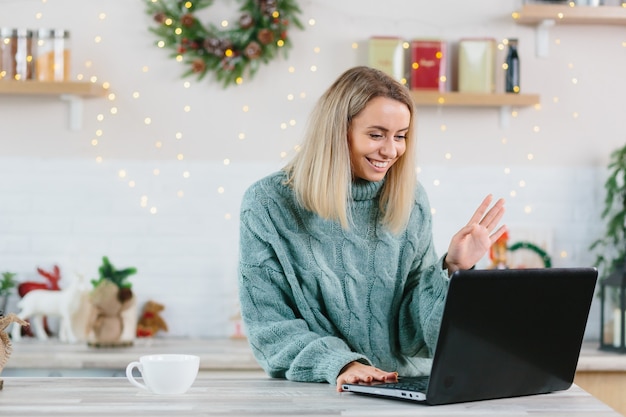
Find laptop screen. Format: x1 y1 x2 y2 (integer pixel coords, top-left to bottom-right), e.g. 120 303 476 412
426 267 597 405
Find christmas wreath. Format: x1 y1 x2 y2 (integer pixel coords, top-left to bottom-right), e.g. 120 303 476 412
508 241 552 268
144 0 304 88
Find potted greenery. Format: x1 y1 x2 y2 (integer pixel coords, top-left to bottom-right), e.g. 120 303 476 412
590 143 626 346
590 144 626 285
0 272 17 314
86 257 138 347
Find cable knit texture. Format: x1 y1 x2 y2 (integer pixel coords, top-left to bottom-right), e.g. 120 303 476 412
238 170 449 385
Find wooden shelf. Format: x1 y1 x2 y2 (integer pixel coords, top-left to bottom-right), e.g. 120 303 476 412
0 81 108 130
512 4 626 57
410 91 540 108
410 91 540 128
0 80 108 97
513 4 626 25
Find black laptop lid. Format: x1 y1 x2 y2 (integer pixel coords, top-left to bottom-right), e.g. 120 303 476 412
426 267 597 405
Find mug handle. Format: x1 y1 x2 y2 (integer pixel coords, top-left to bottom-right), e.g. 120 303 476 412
126 361 149 391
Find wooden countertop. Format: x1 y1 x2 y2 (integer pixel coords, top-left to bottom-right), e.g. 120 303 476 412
577 342 626 372
5 337 261 372
0 376 620 417
6 338 626 373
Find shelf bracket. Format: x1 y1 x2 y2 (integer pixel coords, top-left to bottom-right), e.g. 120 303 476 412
535 19 555 58
500 106 511 129
60 94 84 131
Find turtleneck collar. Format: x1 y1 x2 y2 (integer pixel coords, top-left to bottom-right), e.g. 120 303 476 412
351 178 384 201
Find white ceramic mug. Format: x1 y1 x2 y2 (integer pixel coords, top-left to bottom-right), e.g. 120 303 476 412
126 354 199 395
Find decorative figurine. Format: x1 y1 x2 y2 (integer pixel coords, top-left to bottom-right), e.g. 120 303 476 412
136 300 168 338
86 257 137 347
489 230 510 269
11 274 85 343
16 265 62 338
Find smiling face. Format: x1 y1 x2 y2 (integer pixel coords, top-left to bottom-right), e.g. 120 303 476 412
348 96 410 182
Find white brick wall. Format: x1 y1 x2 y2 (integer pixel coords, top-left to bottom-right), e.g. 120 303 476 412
0 158 606 340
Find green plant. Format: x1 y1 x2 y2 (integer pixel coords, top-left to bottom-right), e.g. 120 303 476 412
90 256 137 289
1 271 17 314
0 272 17 297
590 143 626 285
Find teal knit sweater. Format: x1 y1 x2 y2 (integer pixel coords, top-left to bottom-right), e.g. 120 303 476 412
238 170 449 385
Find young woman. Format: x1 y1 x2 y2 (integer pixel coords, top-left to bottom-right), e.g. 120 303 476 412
238 66 506 391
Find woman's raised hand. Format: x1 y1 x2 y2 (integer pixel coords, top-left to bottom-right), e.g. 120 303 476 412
443 195 506 276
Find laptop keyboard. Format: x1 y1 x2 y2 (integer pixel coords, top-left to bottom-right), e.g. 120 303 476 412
376 376 429 391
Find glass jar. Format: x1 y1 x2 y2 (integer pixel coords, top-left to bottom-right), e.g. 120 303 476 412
0 28 15 80
35 29 70 81
14 29 34 80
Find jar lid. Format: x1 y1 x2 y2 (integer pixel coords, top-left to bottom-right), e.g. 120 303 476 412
37 28 54 37
0 28 18 37
15 28 33 37
52 29 70 38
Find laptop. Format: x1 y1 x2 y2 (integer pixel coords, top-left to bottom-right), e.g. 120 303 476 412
342 267 598 405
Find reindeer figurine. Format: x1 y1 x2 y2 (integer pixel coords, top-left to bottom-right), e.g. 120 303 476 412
11 274 85 343
17 265 62 338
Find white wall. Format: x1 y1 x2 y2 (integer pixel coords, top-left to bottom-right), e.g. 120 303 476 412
1 0 623 340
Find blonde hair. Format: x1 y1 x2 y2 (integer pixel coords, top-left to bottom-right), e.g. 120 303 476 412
285 66 417 234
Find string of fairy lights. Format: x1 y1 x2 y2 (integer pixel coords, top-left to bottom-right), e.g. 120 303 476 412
24 0 317 218
25 0 626 266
